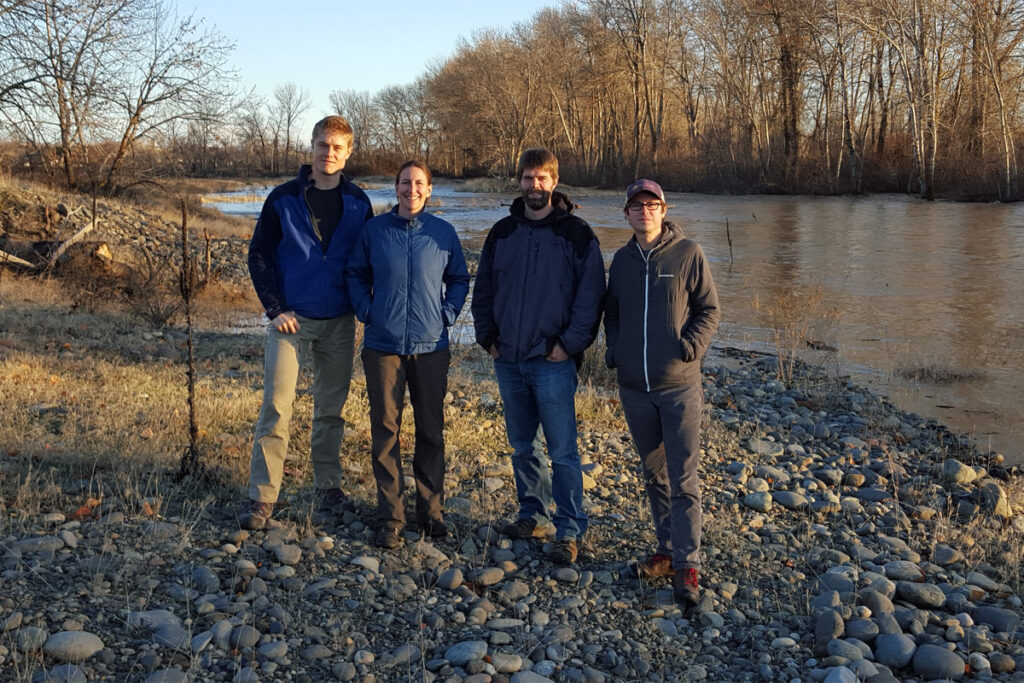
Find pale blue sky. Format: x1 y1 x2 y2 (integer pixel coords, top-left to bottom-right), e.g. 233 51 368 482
189 1 558 135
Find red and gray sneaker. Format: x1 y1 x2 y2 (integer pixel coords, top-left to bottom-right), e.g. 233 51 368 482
633 553 675 579
674 567 700 608
240 500 273 531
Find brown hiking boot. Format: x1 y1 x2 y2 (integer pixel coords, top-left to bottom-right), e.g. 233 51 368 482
547 538 578 565
633 553 674 579
674 567 700 608
502 517 552 539
240 500 273 531
374 526 404 549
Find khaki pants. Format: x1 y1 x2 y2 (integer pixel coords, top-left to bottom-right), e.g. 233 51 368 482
249 314 355 502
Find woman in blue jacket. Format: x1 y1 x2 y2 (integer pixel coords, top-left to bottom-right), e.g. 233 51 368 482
346 161 470 548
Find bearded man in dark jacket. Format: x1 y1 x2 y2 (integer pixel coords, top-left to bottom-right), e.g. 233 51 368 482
604 179 720 609
473 148 606 566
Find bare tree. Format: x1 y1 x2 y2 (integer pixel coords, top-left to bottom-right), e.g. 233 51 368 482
271 82 310 172
0 0 233 190
234 88 272 174
328 89 380 154
100 2 234 190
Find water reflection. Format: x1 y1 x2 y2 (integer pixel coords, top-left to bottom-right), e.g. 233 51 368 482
210 183 1024 463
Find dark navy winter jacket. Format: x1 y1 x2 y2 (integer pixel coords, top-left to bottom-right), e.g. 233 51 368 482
346 207 470 355
247 165 373 320
472 192 606 363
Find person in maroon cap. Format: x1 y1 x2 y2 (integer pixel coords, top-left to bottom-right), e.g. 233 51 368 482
604 179 720 609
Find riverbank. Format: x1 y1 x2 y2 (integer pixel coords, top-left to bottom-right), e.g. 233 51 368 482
2 180 1024 681
1 301 1022 681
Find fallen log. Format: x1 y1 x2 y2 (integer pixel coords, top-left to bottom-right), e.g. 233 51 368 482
0 248 38 269
46 218 100 270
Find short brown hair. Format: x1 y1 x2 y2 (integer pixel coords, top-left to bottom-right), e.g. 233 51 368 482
311 116 354 148
516 148 558 181
395 160 432 186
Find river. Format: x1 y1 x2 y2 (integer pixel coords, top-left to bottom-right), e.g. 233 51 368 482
208 181 1024 464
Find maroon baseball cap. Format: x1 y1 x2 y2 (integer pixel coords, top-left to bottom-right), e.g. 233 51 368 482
625 179 665 203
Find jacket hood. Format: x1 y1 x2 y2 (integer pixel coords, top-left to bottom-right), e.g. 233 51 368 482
628 219 686 248
509 190 576 226
296 163 349 187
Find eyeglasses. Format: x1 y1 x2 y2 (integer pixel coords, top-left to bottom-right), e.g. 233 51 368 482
626 201 664 213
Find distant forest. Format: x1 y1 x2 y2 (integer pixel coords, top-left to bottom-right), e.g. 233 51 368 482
3 0 1024 200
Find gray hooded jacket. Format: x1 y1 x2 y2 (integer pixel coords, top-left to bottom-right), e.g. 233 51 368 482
604 220 720 390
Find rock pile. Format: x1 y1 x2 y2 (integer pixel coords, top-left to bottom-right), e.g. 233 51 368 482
2 351 1022 682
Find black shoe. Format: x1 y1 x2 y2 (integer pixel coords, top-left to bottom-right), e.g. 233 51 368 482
374 527 403 549
502 517 552 539
316 488 352 513
418 517 449 538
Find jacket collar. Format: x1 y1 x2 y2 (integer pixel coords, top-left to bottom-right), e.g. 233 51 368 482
628 220 684 250
297 164 349 189
509 190 575 226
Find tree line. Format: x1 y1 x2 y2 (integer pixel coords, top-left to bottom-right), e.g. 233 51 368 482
3 0 1023 200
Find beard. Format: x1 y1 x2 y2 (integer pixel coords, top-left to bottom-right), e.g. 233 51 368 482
522 189 552 211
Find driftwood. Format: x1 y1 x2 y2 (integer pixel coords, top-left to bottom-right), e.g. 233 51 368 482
46 218 98 270
0 248 37 269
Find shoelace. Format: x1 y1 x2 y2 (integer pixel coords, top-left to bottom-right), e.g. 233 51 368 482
683 569 699 588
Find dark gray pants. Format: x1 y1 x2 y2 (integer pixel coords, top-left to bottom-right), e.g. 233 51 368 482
362 347 450 530
619 382 703 569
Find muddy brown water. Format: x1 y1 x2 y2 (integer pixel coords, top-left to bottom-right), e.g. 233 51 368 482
211 183 1024 464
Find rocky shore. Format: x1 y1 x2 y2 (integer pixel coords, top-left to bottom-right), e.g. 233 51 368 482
2 184 1023 681
2 347 1022 683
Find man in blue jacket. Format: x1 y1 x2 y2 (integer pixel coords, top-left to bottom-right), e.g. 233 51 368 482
242 116 374 530
472 148 606 565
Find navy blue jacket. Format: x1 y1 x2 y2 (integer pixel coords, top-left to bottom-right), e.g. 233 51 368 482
472 192 606 363
248 165 373 320
346 207 470 355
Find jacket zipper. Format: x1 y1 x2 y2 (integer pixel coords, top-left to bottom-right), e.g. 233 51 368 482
515 228 534 360
405 219 413 353
637 243 652 392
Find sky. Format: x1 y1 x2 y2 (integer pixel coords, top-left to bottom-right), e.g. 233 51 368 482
189 1 558 136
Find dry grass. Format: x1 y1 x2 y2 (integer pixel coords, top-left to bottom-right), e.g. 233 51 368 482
0 274 601 531
752 284 841 386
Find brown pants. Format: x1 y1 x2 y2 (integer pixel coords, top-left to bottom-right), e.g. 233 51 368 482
362 346 450 530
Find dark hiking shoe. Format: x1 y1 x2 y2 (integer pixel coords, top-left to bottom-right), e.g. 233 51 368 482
633 553 675 579
502 517 552 539
417 517 449 538
547 539 578 565
674 568 700 608
240 500 273 531
316 488 352 512
374 526 404 549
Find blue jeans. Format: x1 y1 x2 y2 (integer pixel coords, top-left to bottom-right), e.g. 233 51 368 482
493 357 586 541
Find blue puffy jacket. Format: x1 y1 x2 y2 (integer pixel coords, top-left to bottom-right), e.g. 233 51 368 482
248 165 373 320
346 207 470 355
